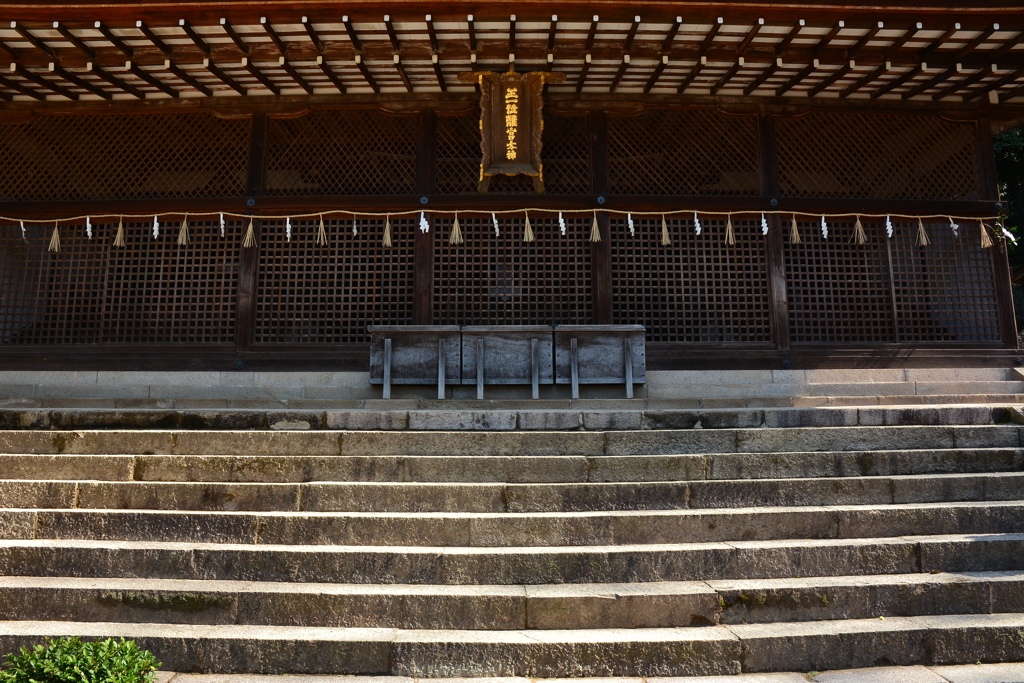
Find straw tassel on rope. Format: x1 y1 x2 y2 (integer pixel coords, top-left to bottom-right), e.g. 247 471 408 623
177 215 190 246
589 212 601 243
243 218 257 248
383 215 393 247
789 215 801 244
48 223 60 253
449 212 463 245
915 218 930 247
113 217 126 248
725 214 735 246
980 220 993 249
852 216 867 245
524 211 535 243
315 215 328 247
661 214 671 246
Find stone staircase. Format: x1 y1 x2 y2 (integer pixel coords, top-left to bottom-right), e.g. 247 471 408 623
0 416 1022 676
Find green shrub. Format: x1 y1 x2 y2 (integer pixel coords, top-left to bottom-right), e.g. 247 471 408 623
0 637 160 683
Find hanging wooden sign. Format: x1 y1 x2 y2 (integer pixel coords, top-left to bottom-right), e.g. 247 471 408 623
457 69 565 193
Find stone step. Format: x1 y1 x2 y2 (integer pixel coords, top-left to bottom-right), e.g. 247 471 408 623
1 613 1023 676
0 572 1020 631
10 498 1024 547
0 425 1018 456
3 533 1021 584
0 405 1013 434
2 472 1022 513
2 447 1021 483
3 500 1022 547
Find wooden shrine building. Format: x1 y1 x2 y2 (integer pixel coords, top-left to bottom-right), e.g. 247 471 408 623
0 0 1022 372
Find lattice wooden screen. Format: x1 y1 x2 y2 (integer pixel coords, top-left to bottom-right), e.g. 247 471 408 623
435 113 590 194
890 221 1000 343
433 214 592 326
0 220 239 344
775 113 981 200
785 220 896 344
0 114 249 202
610 215 771 343
607 110 760 196
785 220 1000 344
254 217 415 344
264 110 417 196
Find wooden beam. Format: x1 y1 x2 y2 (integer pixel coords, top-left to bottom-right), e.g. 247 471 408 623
467 14 477 53
610 57 629 92
241 56 280 95
698 16 724 56
735 18 764 56
166 62 212 96
808 60 853 97
93 20 134 59
425 14 440 53
589 110 611 326
12 64 78 100
871 64 920 99
136 20 171 57
840 62 887 98
955 23 1000 61
279 58 314 95
585 15 600 53
932 65 989 101
776 60 816 96
920 23 961 61
90 63 145 99
126 61 179 98
509 14 517 52
758 114 788 351
745 57 781 95
902 65 957 99
431 53 446 92
383 14 401 52
623 15 641 54
577 54 591 93
847 21 883 59
353 54 378 93
0 74 43 100
179 19 211 58
677 58 705 93
711 58 743 95
220 17 250 54
235 111 267 355
204 59 247 95
301 18 345 94
11 21 57 60
260 17 286 55
644 55 668 93
394 55 413 92
50 63 111 99
547 14 558 52
965 66 1024 102
413 108 436 326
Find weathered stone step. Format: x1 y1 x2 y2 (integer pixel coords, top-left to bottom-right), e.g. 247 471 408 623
3 500 1022 547
3 447 1020 483
0 403 1012 432
1 572 1020 631
1 613 1023 676
3 533 1021 584
0 425 1018 457
3 473 1021 513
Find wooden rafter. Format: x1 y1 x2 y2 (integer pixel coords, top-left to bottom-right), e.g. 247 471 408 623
12 64 78 100
302 17 345 94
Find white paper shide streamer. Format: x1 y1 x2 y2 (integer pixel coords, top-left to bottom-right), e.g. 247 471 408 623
558 212 567 236
885 215 894 239
693 211 702 235
352 217 358 236
286 217 292 242
1000 222 1017 244
220 213 226 237
949 217 959 238
19 221 25 241
419 211 430 233
492 213 500 236
153 216 160 239
761 213 769 235
627 213 634 236
820 215 828 240
86 217 92 240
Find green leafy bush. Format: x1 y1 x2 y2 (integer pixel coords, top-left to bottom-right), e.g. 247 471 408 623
0 637 160 683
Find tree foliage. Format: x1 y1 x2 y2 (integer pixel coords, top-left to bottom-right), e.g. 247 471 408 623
995 125 1024 268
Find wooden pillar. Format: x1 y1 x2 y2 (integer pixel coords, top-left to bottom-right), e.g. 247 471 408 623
413 109 437 325
977 117 1018 347
758 113 789 351
235 111 267 355
589 110 612 324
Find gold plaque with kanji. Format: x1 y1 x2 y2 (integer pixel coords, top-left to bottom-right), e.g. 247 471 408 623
457 69 565 193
